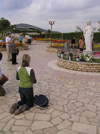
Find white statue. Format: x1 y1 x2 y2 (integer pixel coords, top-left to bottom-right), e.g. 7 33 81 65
83 20 94 52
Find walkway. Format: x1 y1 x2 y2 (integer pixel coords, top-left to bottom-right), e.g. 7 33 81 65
0 41 100 134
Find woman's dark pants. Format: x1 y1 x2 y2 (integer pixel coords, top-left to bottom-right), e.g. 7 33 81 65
12 53 17 64
17 87 34 109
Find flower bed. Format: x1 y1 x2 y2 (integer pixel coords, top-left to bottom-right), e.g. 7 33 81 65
93 44 100 50
50 42 100 51
0 42 28 51
0 42 24 46
50 43 65 48
53 40 71 43
58 48 100 63
33 38 55 41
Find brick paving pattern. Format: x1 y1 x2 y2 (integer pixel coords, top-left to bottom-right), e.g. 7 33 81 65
0 41 100 134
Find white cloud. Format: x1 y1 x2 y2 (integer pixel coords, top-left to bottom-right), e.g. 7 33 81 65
3 0 33 10
0 0 100 32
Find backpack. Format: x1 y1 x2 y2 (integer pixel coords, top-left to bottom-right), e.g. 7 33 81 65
33 94 49 108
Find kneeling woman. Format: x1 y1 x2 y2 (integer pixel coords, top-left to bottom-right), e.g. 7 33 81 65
10 54 37 115
10 37 18 64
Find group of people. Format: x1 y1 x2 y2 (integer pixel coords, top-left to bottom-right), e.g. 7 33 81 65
71 36 84 51
0 52 37 115
0 20 94 115
0 33 37 115
71 20 94 52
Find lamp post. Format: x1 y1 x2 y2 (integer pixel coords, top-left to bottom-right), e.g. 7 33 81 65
48 19 55 46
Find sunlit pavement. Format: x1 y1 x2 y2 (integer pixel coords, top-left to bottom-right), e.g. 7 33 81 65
0 41 100 134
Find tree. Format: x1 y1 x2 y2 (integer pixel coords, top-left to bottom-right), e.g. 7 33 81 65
47 29 51 33
10 24 16 30
76 26 96 32
75 26 83 32
0 18 10 32
10 24 17 32
36 29 42 34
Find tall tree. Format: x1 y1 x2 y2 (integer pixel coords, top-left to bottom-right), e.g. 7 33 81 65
0 17 10 32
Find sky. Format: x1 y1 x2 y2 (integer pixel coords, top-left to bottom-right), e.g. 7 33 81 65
0 0 100 33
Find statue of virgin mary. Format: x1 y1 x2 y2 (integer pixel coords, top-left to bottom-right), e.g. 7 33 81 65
83 20 94 52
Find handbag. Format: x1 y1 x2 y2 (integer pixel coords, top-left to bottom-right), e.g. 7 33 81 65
16 49 19 55
33 94 49 108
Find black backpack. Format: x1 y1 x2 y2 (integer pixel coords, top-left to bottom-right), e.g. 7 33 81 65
33 94 49 108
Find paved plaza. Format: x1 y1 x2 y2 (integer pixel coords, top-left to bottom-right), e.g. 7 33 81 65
0 41 100 134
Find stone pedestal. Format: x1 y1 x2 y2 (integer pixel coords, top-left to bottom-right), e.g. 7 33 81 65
83 50 93 56
64 42 69 51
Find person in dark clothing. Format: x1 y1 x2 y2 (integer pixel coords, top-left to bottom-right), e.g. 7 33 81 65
10 37 18 65
10 54 37 115
71 36 76 49
0 52 9 96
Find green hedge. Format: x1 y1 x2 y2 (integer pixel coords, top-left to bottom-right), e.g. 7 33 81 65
31 32 100 43
63 32 100 43
93 33 100 43
63 32 83 41
30 34 45 38
45 33 62 39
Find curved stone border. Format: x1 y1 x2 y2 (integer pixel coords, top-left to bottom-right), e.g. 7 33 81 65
57 58 100 72
48 60 100 75
46 47 57 52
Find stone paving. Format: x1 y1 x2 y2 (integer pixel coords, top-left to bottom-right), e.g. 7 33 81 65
0 41 100 134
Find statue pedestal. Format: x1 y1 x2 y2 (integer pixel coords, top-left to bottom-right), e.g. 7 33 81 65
83 50 93 56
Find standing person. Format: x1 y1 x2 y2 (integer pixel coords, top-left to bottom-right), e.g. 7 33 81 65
6 32 11 61
71 36 76 49
19 34 23 43
10 37 18 65
0 37 3 43
79 36 84 51
0 37 3 47
10 54 37 115
0 52 9 96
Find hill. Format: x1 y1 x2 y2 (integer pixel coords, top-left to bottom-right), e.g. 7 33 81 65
16 23 60 33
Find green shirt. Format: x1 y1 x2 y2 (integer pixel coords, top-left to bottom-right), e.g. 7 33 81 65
18 67 33 88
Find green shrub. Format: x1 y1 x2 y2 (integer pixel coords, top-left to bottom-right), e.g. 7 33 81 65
31 32 100 43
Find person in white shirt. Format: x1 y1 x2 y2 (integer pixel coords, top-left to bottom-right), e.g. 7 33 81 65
6 33 11 61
